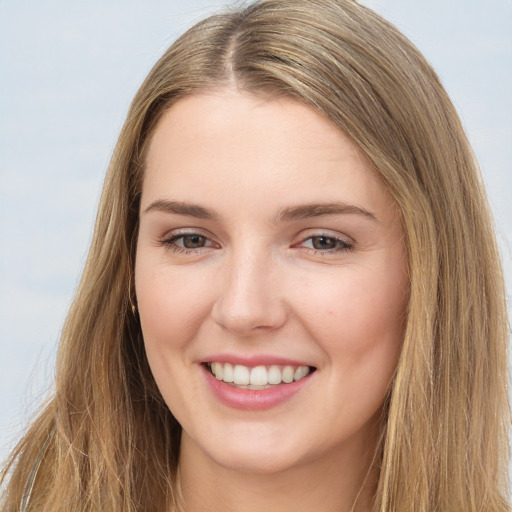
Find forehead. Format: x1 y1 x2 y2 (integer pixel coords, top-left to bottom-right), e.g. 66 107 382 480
142 90 394 220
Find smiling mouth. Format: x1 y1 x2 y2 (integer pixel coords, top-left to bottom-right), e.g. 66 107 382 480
205 362 316 389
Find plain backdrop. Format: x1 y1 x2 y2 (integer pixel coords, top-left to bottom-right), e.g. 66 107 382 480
1 0 511 464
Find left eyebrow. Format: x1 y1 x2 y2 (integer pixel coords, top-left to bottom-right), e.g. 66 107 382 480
275 202 378 223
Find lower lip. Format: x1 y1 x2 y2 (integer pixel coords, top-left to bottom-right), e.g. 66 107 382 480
202 365 314 411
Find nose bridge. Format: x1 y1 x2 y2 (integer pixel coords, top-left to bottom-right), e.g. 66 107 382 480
212 243 286 334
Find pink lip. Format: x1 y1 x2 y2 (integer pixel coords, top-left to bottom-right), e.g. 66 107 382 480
200 364 314 411
202 353 313 367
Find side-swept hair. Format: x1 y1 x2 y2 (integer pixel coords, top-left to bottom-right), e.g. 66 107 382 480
2 1 509 510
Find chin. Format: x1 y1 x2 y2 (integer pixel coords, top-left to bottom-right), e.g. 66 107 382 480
210 447 303 475
187 426 310 475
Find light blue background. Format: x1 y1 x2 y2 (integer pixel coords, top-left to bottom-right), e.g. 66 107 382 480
1 0 511 464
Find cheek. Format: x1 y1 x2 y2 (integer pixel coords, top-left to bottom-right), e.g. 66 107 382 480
297 263 407 382
307 268 405 335
134 263 213 415
135 263 213 352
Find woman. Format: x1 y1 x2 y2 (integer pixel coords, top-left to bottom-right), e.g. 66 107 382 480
1 0 509 510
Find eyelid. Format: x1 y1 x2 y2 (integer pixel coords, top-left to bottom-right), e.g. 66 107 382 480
157 227 353 255
160 226 215 240
158 228 220 253
292 230 354 254
294 227 353 243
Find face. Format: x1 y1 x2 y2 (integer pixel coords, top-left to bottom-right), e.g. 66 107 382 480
135 90 408 475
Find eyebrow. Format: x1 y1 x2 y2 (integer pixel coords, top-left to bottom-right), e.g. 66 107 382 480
276 202 378 222
144 200 218 220
144 199 377 223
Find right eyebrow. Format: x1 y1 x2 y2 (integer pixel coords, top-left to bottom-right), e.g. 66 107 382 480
143 200 219 220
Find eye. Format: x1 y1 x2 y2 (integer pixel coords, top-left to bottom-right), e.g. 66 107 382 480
307 236 338 250
160 232 218 253
298 234 352 253
175 234 208 249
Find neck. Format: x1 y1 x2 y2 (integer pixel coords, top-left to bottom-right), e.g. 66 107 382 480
176 431 379 512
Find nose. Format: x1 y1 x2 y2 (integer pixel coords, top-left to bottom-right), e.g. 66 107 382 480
211 251 287 335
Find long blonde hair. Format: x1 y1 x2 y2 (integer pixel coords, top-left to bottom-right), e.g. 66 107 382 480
2 1 509 510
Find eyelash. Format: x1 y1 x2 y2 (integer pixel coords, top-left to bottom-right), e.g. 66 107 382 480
160 233 216 254
159 232 353 255
297 234 353 254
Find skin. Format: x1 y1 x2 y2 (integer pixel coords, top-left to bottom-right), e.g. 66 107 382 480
135 90 408 512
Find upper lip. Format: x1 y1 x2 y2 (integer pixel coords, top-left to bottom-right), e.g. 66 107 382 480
200 353 315 368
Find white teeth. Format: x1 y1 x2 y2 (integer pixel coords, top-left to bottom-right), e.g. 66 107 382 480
209 362 311 387
268 365 282 385
250 366 268 386
223 362 234 383
294 366 309 381
282 366 294 383
233 365 250 385
212 362 223 380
